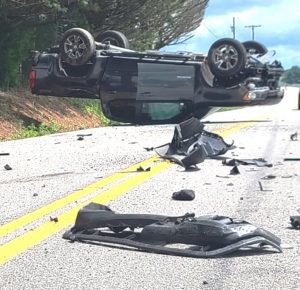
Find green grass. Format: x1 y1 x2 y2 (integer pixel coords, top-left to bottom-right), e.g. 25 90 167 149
218 107 241 112
83 101 111 126
63 98 112 126
12 123 61 139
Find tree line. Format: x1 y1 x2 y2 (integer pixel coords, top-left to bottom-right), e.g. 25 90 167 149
0 0 208 89
281 66 300 84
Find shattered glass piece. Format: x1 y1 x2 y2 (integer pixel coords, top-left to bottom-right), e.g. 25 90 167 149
290 216 300 229
172 189 195 201
222 158 272 167
63 203 283 258
155 118 234 168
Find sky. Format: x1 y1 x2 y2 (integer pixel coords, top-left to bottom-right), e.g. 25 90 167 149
163 0 300 69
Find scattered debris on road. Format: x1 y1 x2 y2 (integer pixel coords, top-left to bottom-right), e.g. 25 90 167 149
77 136 85 141
50 216 59 223
149 118 233 168
136 166 151 172
290 216 300 229
172 189 195 201
4 164 12 170
63 203 283 258
290 132 298 141
284 158 300 161
230 165 240 175
222 158 272 167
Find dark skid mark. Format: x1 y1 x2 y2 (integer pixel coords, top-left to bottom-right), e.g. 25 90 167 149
172 189 195 201
0 171 75 184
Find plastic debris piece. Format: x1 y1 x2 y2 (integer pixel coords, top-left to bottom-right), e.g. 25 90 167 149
290 216 300 229
63 203 283 258
261 175 276 180
230 166 240 175
172 189 195 201
50 216 58 222
290 132 298 141
222 158 272 167
4 164 12 170
154 118 234 168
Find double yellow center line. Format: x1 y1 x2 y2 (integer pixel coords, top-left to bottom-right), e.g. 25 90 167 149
0 117 269 265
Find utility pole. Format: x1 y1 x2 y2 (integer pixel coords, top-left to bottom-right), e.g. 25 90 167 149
245 24 261 40
230 17 236 39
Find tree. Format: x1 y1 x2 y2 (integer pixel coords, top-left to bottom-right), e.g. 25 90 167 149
281 66 300 84
80 0 208 50
0 0 208 88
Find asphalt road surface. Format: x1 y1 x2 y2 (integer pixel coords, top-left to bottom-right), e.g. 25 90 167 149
1 87 300 290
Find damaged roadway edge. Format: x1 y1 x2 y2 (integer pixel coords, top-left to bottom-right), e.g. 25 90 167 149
63 203 283 258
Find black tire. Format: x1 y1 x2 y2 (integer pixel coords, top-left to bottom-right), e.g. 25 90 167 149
207 38 247 77
59 28 96 66
243 40 268 55
95 30 130 49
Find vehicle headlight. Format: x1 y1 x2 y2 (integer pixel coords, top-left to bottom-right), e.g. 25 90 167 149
243 91 257 101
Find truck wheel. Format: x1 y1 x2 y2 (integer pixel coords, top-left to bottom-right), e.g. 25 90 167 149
207 38 247 77
95 30 130 48
59 28 96 66
243 40 268 55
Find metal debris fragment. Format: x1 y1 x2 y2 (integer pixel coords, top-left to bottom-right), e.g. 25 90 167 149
290 216 300 229
50 216 58 222
136 166 151 172
222 158 272 167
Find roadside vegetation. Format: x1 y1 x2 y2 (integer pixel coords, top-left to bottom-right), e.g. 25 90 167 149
281 66 300 85
0 90 104 140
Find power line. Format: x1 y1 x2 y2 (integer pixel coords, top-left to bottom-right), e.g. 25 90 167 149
230 17 236 39
245 24 262 40
202 22 218 39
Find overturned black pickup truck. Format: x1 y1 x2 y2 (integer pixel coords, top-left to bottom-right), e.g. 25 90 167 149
30 28 284 125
